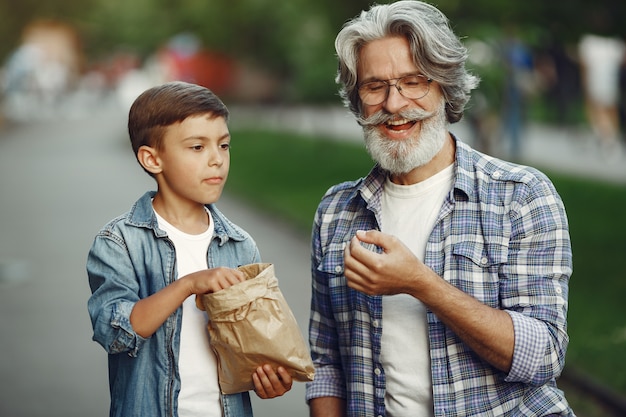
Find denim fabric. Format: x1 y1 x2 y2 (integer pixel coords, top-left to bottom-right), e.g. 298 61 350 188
87 191 261 417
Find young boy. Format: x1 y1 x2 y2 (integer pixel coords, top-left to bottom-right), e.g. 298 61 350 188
87 81 292 417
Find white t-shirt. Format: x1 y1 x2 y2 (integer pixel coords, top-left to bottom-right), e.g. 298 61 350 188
380 164 454 417
154 208 222 417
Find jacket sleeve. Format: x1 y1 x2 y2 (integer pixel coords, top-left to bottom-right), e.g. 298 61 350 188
87 230 148 357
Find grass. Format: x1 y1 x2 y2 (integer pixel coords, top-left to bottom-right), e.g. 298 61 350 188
227 128 626 401
548 173 626 393
227 129 374 231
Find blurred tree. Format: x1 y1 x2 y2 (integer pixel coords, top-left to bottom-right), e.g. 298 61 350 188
0 0 93 62
2 0 626 103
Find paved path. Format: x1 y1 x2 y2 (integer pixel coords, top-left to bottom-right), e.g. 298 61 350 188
0 100 624 417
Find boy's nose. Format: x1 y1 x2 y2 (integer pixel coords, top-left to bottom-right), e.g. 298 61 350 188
208 151 224 166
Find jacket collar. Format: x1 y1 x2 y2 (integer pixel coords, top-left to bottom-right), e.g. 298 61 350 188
127 191 247 244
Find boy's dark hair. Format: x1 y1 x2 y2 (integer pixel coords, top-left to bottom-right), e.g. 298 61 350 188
128 81 229 160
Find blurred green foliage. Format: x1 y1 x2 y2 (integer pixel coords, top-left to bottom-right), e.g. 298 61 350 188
549 174 626 393
2 0 626 103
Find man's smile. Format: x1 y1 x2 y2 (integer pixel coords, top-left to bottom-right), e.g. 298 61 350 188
384 118 417 132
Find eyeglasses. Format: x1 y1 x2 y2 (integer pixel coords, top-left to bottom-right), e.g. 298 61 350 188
358 74 432 106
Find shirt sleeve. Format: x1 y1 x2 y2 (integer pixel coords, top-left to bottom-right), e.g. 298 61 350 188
306 208 347 401
502 177 572 385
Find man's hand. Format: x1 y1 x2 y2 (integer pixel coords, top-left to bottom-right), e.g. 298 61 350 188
345 230 515 372
344 229 429 296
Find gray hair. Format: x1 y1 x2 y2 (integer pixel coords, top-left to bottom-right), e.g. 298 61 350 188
335 0 479 123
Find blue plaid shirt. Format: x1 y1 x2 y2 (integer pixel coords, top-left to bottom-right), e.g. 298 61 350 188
306 138 574 417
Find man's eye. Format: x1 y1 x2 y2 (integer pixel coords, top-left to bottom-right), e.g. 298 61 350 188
365 83 385 92
401 76 425 87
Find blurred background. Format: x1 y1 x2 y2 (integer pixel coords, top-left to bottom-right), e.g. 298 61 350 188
0 0 625 131
1 1 625 416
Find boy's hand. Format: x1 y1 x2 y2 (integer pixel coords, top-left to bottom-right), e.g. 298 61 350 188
252 365 293 399
132 267 246 337
185 267 246 296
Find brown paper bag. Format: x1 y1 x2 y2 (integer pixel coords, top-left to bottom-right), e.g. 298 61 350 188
196 263 315 394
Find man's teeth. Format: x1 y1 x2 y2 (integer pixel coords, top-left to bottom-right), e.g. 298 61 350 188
386 118 410 126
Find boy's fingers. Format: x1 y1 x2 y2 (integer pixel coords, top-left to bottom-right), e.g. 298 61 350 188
227 269 246 285
277 366 293 389
252 372 266 398
256 366 278 396
194 295 205 311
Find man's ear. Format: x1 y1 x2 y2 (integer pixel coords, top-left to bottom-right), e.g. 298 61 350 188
137 145 162 175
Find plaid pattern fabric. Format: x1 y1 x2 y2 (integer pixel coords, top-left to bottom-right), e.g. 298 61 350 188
306 139 575 417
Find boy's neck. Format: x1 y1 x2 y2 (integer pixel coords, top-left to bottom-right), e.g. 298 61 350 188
152 194 210 235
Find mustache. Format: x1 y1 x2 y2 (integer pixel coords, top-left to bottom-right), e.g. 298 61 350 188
357 107 435 127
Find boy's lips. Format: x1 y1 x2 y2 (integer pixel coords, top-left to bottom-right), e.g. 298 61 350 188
203 176 224 184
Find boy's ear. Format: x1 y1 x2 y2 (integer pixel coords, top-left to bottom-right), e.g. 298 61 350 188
137 145 162 175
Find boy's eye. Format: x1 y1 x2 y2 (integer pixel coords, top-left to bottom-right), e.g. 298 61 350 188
191 145 204 151
220 143 231 150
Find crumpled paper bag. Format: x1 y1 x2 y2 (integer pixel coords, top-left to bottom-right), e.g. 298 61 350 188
196 263 315 394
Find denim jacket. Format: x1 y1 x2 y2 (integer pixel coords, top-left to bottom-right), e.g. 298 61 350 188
87 191 261 417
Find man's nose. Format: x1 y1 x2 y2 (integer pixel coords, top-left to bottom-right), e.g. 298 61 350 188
383 82 411 113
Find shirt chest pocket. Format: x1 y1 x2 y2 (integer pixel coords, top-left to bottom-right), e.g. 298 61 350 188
318 242 348 285
317 241 376 331
451 239 508 268
447 239 509 305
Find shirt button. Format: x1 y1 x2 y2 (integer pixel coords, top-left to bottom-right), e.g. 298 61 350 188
555 287 562 294
335 265 343 274
373 320 380 328
480 257 488 265
492 171 502 179
374 368 381 376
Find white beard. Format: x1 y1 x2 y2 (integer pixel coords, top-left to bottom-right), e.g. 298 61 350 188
361 103 448 175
